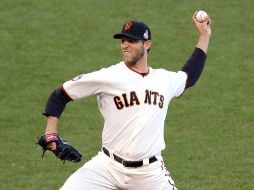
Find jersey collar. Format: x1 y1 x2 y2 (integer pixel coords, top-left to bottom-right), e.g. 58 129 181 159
123 62 150 77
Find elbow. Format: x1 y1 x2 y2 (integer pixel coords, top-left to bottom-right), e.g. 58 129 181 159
185 76 199 89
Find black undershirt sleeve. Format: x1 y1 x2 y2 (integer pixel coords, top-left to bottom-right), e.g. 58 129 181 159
42 87 72 118
181 47 207 89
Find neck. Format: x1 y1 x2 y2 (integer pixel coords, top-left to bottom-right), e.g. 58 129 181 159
125 55 149 74
127 62 148 74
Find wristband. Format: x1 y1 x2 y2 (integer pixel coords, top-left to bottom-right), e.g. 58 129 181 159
45 133 58 143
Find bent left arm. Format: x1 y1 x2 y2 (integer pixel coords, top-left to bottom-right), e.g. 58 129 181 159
182 11 212 89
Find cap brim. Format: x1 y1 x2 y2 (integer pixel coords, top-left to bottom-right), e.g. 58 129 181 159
113 33 143 40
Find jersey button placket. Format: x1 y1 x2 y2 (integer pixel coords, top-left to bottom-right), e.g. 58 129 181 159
132 76 145 142
139 77 147 129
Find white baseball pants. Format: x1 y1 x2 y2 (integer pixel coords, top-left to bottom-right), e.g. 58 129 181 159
60 151 177 190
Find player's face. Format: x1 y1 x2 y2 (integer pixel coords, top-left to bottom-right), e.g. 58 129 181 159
120 38 145 66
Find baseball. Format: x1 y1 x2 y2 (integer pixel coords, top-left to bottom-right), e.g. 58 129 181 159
196 10 208 22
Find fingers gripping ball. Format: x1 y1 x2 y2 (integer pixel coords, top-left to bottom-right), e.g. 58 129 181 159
196 10 208 22
37 134 82 163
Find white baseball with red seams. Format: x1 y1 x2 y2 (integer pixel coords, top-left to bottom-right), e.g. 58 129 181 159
196 10 208 22
63 61 187 161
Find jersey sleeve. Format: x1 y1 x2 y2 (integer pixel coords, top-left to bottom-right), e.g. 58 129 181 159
62 68 107 100
171 71 188 98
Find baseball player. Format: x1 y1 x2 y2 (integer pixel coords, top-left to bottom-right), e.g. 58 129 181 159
42 11 211 190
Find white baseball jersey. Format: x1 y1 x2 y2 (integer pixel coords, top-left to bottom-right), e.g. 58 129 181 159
63 61 187 160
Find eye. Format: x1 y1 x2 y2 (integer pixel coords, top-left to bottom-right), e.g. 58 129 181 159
121 38 137 44
128 39 137 43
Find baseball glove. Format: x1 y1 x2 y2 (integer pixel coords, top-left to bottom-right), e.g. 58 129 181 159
37 133 82 163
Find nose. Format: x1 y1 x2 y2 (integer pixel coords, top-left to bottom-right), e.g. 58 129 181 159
121 40 129 49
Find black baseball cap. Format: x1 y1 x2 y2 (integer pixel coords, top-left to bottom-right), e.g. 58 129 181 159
113 21 151 40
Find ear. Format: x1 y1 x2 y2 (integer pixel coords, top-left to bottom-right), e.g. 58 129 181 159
144 40 152 51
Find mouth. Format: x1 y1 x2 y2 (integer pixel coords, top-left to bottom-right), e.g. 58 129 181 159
123 51 130 54
122 49 131 54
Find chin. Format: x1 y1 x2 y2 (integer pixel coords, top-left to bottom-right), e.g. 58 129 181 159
125 60 137 66
123 56 138 66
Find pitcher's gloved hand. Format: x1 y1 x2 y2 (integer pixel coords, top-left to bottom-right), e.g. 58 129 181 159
37 133 82 163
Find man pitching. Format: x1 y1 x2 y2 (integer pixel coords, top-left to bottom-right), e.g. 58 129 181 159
42 11 212 190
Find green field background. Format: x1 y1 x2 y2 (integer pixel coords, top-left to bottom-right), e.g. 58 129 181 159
0 0 253 189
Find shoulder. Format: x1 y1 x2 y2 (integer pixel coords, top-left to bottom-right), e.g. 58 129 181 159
151 67 185 76
98 61 124 73
151 68 187 80
98 62 128 80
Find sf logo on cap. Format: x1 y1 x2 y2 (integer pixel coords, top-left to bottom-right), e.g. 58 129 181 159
124 22 132 30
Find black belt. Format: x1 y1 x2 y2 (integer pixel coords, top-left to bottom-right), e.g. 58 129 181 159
102 147 157 168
